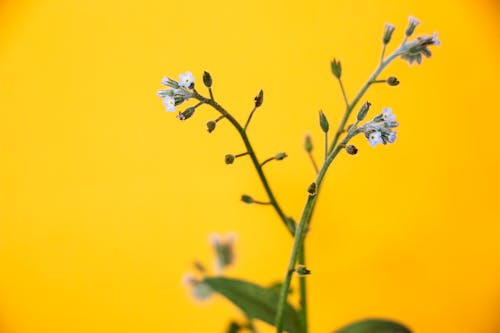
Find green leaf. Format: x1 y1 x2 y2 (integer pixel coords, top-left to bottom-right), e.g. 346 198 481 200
203 277 301 333
334 318 412 333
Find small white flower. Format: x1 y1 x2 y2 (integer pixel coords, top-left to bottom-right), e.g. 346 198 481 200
368 131 383 147
179 71 194 88
162 96 176 112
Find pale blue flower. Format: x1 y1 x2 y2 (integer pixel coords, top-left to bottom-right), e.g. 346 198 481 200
388 130 397 143
162 95 176 112
179 71 195 88
432 32 441 47
409 16 420 26
367 131 383 147
382 107 396 124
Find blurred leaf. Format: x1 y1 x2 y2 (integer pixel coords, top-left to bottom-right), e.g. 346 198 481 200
203 277 300 333
226 321 241 333
334 318 412 333
267 281 293 295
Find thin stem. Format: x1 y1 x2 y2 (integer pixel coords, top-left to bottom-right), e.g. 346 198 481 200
236 152 249 158
298 247 307 333
261 156 275 167
307 152 319 175
253 200 272 205
338 79 349 108
275 134 354 333
191 90 294 235
380 43 387 65
371 80 386 84
324 132 328 162
208 87 214 101
328 50 400 155
244 107 257 132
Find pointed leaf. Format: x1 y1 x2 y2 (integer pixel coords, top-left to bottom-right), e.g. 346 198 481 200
334 318 412 333
203 277 300 333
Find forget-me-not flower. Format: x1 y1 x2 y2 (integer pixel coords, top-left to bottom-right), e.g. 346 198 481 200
368 131 383 147
162 95 176 112
382 107 396 124
179 71 195 88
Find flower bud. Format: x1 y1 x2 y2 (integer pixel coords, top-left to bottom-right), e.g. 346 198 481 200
386 77 399 86
241 194 254 204
176 106 196 120
207 120 217 133
254 89 264 107
225 154 235 164
307 182 317 196
161 76 179 89
330 58 342 79
345 145 358 155
304 135 313 153
274 152 287 161
383 23 395 45
406 16 420 37
295 265 311 276
356 101 371 122
203 71 212 88
319 110 329 133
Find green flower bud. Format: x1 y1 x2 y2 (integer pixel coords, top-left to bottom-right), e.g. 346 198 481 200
319 110 329 133
307 182 317 196
274 152 287 161
356 101 371 122
241 194 254 204
386 76 400 86
177 106 196 120
225 154 235 164
345 145 358 155
304 135 313 153
330 58 342 79
254 89 264 107
383 23 395 45
207 120 217 133
295 265 311 277
203 71 212 88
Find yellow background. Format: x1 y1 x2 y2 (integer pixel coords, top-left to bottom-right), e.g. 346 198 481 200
1 0 499 332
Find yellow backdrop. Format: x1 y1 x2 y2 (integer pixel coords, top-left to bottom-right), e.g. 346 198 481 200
1 0 499 332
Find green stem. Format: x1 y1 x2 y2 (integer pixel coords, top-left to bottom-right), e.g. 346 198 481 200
275 134 354 333
298 247 307 333
307 152 319 175
244 107 257 132
338 78 349 108
192 90 294 235
329 51 400 155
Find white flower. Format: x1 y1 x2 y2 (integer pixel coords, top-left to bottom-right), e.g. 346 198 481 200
179 71 194 88
162 96 176 112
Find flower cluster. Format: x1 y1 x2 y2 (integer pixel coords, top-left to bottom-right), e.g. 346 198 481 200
361 107 399 147
157 71 195 112
395 16 440 65
400 32 440 65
